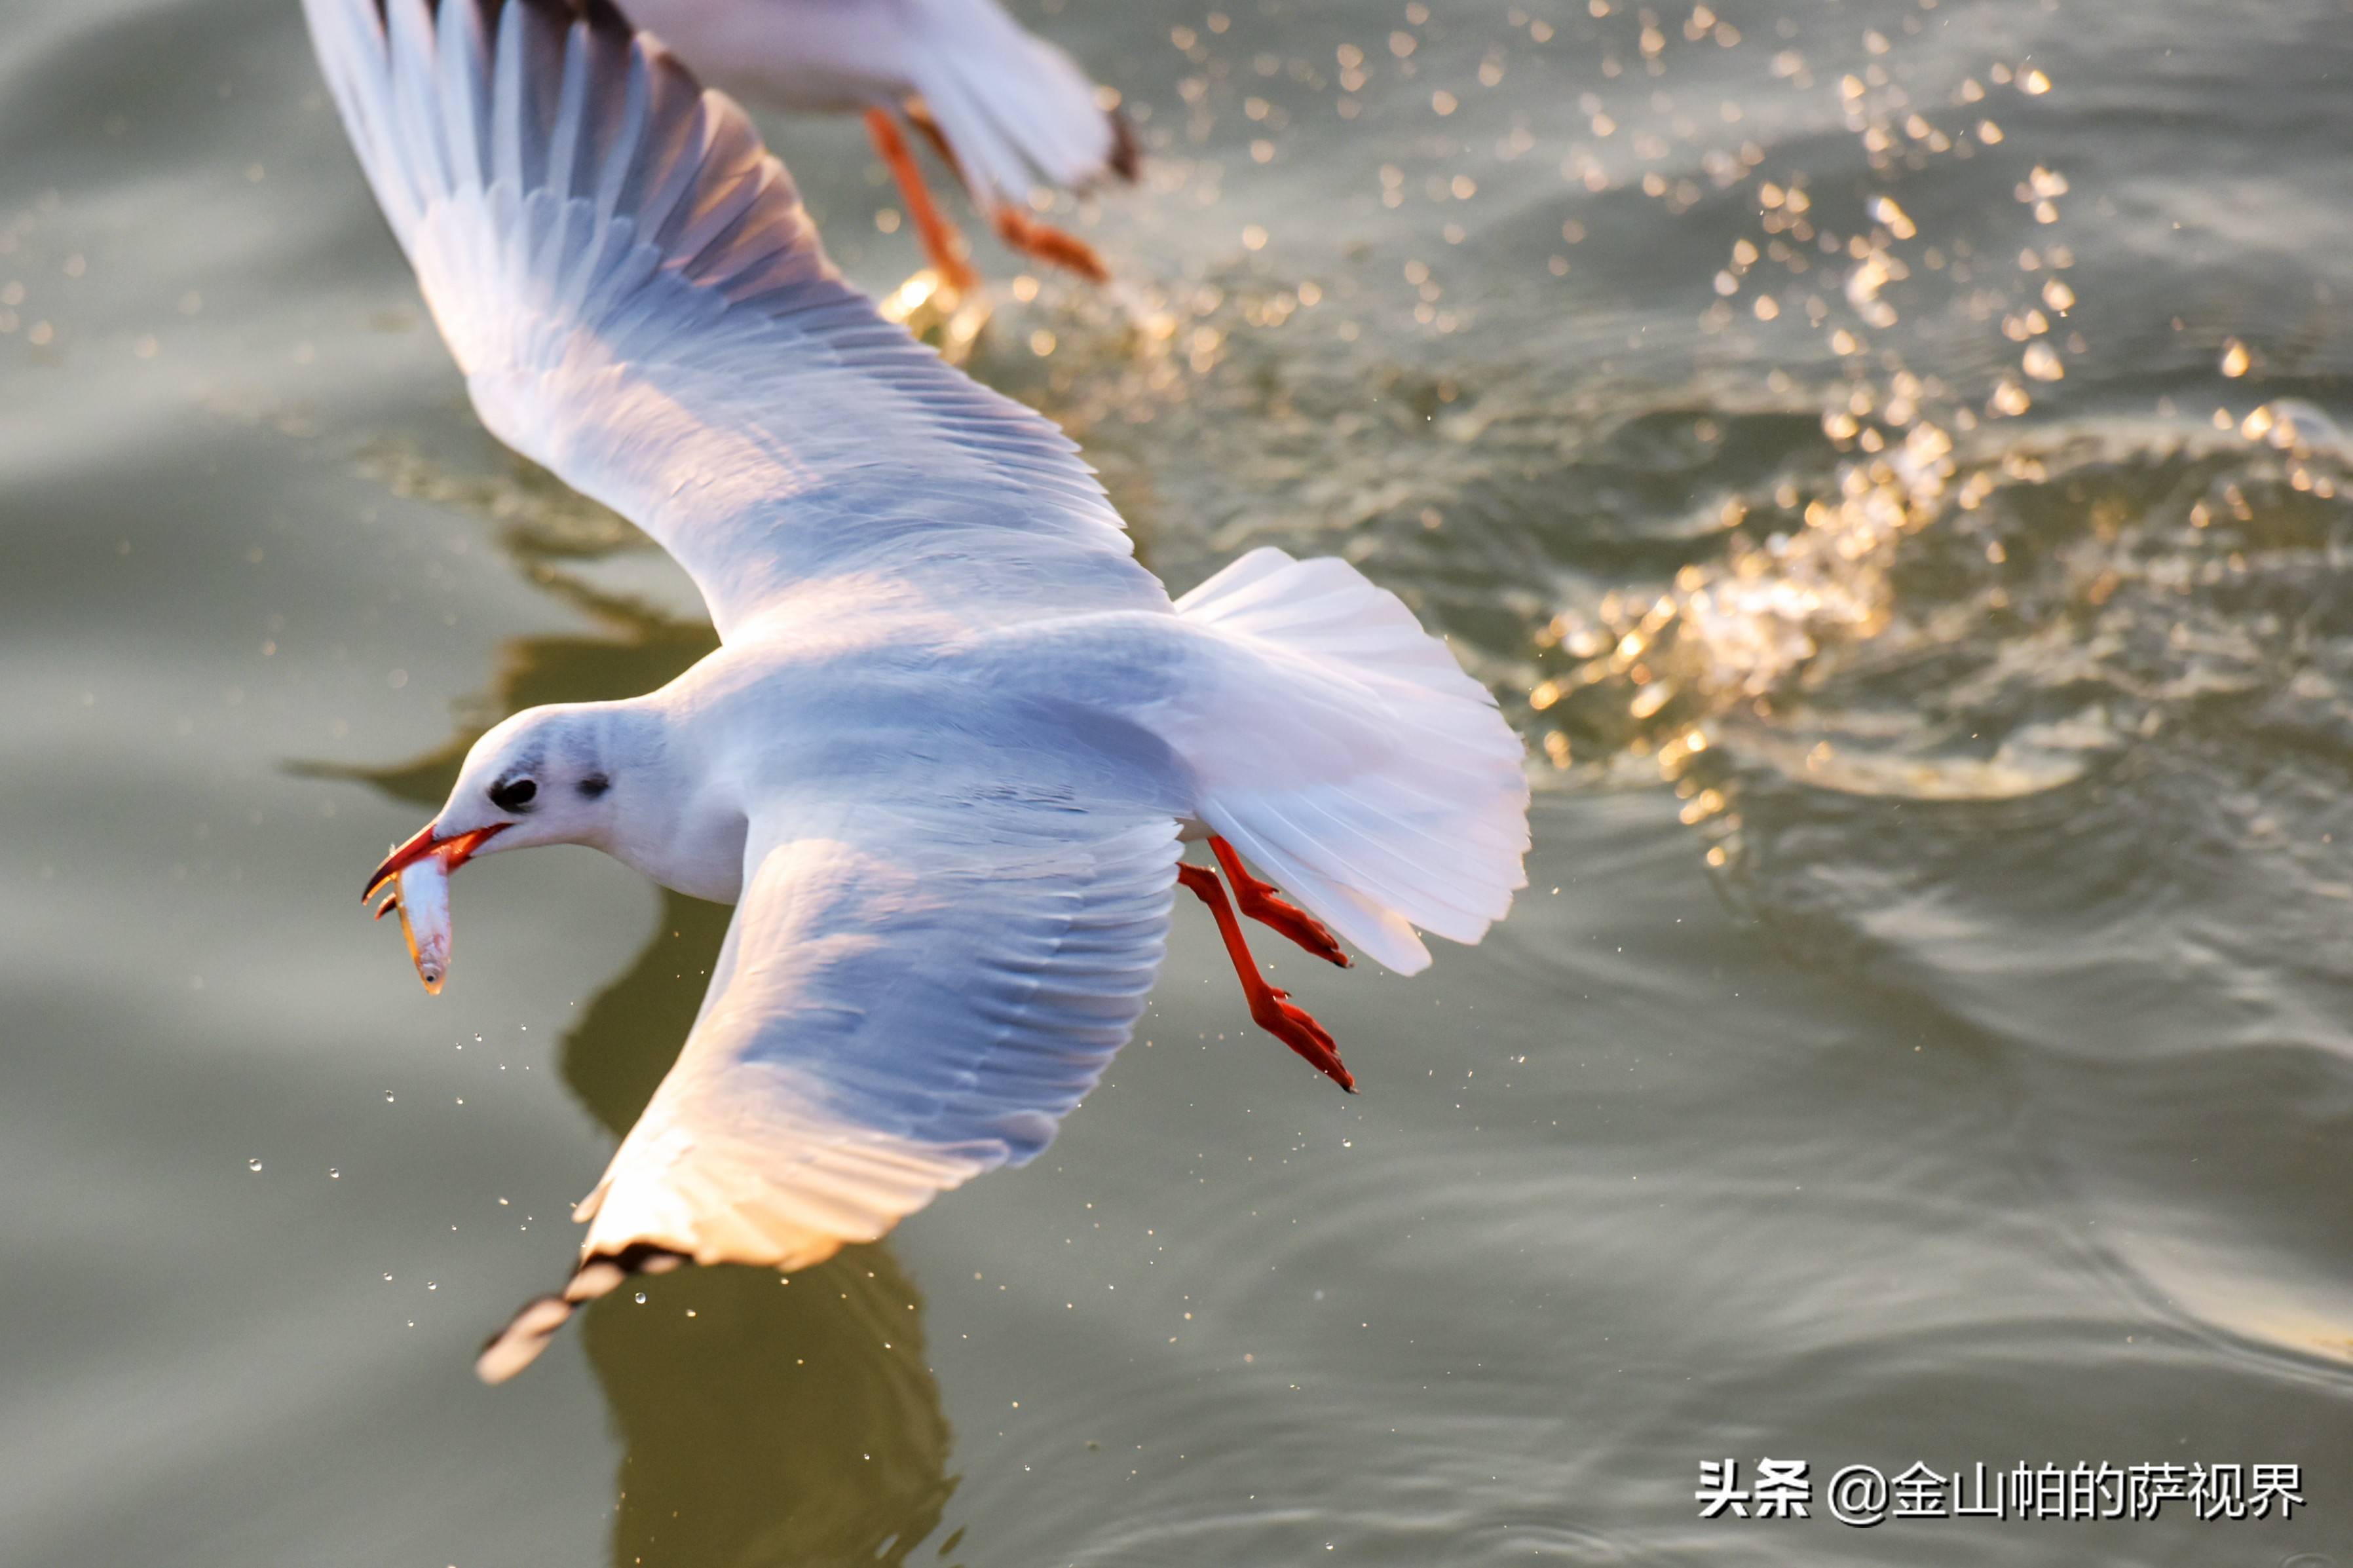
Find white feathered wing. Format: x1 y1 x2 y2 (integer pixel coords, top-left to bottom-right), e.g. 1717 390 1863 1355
302 0 1164 640
480 799 1176 1381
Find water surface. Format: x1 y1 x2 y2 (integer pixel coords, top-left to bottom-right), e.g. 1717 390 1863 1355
5 0 2351 1563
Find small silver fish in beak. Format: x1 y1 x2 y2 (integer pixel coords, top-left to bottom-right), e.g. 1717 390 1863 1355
365 821 506 994
375 855 453 992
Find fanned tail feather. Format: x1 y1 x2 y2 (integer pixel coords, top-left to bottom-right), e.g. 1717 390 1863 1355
908 9 1131 208
1176 548 1530 975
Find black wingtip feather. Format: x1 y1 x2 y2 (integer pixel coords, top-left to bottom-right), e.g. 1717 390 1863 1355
1106 107 1142 183
382 0 637 39
570 0 636 35
474 1242 692 1384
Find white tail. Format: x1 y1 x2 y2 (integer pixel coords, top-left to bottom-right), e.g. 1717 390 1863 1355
1175 548 1530 975
905 2 1135 209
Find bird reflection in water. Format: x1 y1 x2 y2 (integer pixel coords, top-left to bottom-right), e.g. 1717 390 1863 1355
306 483 965 1565
572 925 958 1568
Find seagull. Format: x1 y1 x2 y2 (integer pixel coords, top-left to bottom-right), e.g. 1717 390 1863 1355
307 0 1529 1383
603 0 1139 295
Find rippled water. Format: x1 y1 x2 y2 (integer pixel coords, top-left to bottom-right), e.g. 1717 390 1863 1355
7 0 2351 1563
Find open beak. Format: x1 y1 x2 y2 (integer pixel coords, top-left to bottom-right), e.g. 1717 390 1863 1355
362 821 508 903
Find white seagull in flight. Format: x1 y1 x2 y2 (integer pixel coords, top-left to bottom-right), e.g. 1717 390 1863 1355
307 0 1529 1382
607 0 1137 293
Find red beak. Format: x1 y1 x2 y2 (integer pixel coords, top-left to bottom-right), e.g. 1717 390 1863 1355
362 821 508 903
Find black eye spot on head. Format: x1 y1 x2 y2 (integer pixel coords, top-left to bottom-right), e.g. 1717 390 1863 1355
578 774 611 800
489 776 538 813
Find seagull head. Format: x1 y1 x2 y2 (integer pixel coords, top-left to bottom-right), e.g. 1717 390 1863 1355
364 704 626 902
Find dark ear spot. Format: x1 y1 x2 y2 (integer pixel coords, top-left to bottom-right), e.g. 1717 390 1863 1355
489 776 538 813
578 774 611 800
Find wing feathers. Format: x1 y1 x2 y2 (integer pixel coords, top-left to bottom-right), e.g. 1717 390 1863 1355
466 768 1187 1397
305 0 1165 638
569 809 1176 1280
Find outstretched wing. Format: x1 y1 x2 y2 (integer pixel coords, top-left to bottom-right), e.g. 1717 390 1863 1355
477 796 1176 1380
303 0 1165 638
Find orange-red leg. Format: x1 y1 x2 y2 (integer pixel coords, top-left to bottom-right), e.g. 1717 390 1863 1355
897 101 1114 286
865 108 979 296
990 206 1112 286
1179 863 1354 1091
1209 834 1349 967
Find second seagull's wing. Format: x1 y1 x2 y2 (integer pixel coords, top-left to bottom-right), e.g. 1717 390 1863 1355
303 0 1166 639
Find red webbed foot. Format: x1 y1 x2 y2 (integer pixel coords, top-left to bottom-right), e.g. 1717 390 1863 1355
1247 982 1354 1092
1178 861 1357 1092
1210 835 1349 968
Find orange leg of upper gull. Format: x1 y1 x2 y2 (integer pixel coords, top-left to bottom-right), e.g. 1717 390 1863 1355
865 108 980 297
901 106 1116 286
1178 861 1355 1092
988 206 1112 286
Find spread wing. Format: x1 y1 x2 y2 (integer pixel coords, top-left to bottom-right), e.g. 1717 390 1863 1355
303 0 1166 638
478 796 1176 1381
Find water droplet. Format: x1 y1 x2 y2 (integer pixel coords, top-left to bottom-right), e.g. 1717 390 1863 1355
246 1157 263 1172
383 1091 396 1103
328 1167 340 1179
426 1281 438 1291
382 1273 393 1282
633 1291 647 1304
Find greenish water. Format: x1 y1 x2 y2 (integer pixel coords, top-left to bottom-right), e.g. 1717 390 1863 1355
5 1 2350 1563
